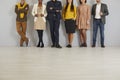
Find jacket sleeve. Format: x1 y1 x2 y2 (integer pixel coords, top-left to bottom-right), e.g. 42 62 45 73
54 2 62 11
91 5 95 16
32 4 36 17
44 5 47 17
102 4 109 16
46 2 56 13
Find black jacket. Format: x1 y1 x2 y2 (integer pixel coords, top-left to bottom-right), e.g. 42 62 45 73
46 0 62 20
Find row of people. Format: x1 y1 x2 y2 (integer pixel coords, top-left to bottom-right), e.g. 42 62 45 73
15 0 109 48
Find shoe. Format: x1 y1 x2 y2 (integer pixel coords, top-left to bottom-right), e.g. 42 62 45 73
66 44 72 48
40 43 44 48
51 44 56 48
56 44 62 48
20 45 23 47
101 45 105 48
26 39 29 47
80 44 84 47
37 44 40 47
37 42 40 47
92 45 95 48
83 43 87 47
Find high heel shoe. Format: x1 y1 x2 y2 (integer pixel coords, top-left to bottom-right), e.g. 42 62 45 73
37 42 40 47
40 43 44 48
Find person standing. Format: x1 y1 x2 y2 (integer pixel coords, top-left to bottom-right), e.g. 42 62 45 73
76 0 91 47
92 0 109 48
62 0 77 48
46 0 62 48
32 0 47 48
15 0 29 47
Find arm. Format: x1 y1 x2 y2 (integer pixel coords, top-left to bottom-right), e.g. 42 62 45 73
19 4 29 14
91 5 95 16
32 4 36 17
46 2 56 13
15 5 19 14
73 6 77 20
62 6 65 20
102 4 109 16
87 6 91 24
54 2 62 12
44 6 47 17
76 7 79 26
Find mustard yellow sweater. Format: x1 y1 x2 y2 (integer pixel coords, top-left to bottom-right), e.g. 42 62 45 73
62 4 77 20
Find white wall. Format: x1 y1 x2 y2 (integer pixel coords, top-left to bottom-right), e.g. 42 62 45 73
0 0 120 47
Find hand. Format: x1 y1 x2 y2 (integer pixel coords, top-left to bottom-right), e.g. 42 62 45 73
50 7 53 10
35 14 38 17
40 14 44 17
56 10 60 12
87 20 90 25
100 12 103 16
25 7 28 10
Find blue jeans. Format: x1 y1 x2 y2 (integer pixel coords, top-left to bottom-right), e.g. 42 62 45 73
93 19 105 45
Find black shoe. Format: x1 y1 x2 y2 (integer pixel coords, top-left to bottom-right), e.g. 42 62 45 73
80 44 84 47
56 44 62 48
51 44 56 48
92 45 95 48
101 45 105 48
40 43 44 48
66 44 72 48
37 44 40 47
83 43 87 47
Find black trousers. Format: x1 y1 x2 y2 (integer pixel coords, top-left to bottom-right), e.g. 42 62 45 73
48 19 60 45
37 30 43 44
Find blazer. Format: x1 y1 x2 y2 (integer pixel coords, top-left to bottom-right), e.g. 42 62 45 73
92 3 109 24
32 3 47 22
46 1 62 20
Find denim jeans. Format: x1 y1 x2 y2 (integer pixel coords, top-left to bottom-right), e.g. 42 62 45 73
93 19 105 45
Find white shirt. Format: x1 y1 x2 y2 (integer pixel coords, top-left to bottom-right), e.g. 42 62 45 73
95 3 101 19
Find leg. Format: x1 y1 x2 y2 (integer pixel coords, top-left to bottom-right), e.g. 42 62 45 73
37 30 41 47
54 20 62 48
69 33 74 45
16 22 24 46
21 22 28 46
92 20 99 46
99 21 105 47
82 29 87 47
54 20 60 44
66 33 74 48
79 29 84 47
48 19 55 46
39 30 44 48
